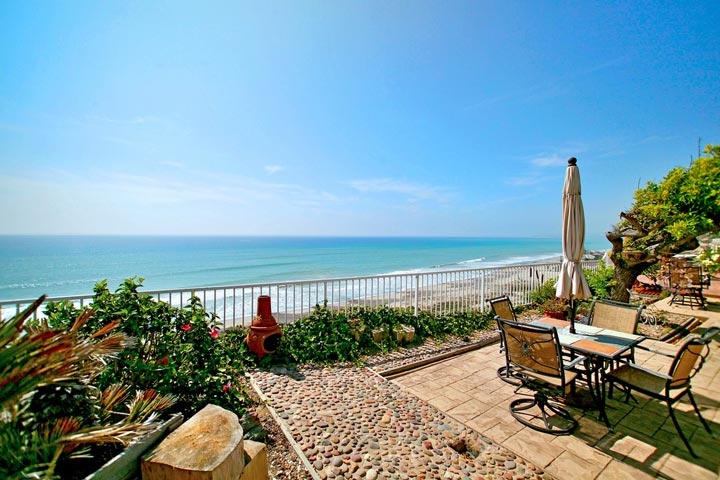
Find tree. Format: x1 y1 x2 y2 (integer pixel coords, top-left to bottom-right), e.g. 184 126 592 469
606 144 720 301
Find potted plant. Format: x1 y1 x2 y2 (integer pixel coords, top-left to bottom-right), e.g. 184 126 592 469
347 318 366 341
541 298 568 320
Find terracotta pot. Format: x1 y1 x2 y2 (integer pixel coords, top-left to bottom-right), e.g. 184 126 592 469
544 311 566 320
371 327 387 342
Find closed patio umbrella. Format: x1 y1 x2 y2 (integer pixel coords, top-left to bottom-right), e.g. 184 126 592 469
556 157 592 333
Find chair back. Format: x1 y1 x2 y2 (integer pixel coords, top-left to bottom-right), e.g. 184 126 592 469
589 298 644 334
670 266 703 288
684 266 704 286
498 319 564 380
668 334 713 389
488 295 516 322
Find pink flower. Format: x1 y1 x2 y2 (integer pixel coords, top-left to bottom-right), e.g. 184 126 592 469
210 328 220 339
180 324 192 332
223 383 231 392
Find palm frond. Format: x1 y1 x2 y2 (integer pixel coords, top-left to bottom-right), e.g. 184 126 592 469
89 318 120 338
0 296 47 349
99 384 130 423
61 422 156 447
125 390 177 423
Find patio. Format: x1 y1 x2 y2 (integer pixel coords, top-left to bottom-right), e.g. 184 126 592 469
248 293 720 479
392 296 720 480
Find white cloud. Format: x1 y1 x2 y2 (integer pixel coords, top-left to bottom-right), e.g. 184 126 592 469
507 175 545 187
159 160 185 169
264 165 285 175
348 178 453 203
84 114 164 126
529 154 567 167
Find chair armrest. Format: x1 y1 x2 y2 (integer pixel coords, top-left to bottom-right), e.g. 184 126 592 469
618 362 673 381
564 355 587 370
635 344 675 358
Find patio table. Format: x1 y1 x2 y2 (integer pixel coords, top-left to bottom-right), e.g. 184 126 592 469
531 316 646 429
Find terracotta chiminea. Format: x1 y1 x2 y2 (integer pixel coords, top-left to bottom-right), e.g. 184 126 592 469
246 295 282 359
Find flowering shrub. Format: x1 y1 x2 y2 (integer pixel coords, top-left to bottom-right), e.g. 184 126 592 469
42 278 248 417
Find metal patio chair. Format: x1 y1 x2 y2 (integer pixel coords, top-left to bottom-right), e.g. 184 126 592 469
588 298 645 366
498 318 584 434
606 327 720 457
668 265 707 309
487 295 522 385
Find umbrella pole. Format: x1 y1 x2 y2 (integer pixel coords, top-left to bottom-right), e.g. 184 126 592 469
569 298 576 334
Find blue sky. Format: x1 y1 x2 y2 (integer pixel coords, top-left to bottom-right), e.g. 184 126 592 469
1 1 718 241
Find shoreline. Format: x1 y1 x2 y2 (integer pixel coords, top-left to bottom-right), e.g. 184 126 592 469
0 236 608 301
1 257 604 327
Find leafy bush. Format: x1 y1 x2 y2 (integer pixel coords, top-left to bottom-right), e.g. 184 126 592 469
268 304 494 365
42 278 249 418
585 263 615 298
529 279 557 306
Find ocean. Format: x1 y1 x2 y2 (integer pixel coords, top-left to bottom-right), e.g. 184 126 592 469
0 236 609 301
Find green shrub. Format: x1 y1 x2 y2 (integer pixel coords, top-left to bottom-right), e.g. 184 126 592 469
529 279 557 306
267 304 494 365
42 278 249 418
585 263 615 299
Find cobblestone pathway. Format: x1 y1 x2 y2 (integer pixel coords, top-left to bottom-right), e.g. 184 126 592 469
251 361 546 480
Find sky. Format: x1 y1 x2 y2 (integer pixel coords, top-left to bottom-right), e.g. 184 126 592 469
1 1 718 241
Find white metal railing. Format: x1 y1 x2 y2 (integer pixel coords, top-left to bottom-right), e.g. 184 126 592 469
1 261 600 328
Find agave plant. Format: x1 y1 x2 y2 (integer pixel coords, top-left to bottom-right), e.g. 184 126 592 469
0 296 177 480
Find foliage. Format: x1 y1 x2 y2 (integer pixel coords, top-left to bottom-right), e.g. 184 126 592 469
0 297 175 480
529 279 557 305
248 304 494 366
607 144 720 300
584 263 615 298
41 278 249 418
539 298 568 314
698 243 720 274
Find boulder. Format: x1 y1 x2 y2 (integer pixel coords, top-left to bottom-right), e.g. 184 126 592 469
141 404 244 480
239 440 268 480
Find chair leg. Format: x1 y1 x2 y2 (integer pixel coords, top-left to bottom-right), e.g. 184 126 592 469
510 393 577 435
686 389 712 434
608 379 638 404
497 365 523 386
667 401 698 458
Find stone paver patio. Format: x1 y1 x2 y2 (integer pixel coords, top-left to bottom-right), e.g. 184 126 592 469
250 292 720 479
392 296 720 480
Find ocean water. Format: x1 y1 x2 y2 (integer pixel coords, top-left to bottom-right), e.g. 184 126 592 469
0 236 609 301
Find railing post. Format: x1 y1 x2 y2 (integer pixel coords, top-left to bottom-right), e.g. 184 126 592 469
480 270 485 312
413 274 419 316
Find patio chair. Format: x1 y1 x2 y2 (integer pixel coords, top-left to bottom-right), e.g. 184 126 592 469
588 298 645 366
606 328 720 457
487 295 522 385
498 318 584 434
668 266 707 309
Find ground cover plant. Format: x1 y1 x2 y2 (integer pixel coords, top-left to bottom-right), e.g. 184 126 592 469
235 303 495 366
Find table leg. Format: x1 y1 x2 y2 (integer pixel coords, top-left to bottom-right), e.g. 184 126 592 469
582 356 611 430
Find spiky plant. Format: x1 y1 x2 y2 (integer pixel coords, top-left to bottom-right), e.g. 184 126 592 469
0 296 176 480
